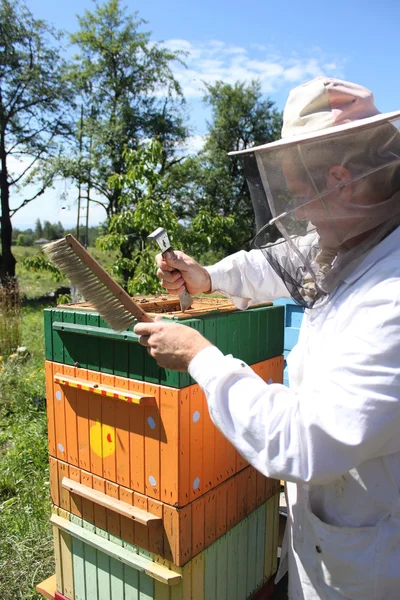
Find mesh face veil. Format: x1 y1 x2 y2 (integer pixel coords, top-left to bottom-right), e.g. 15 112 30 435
240 118 400 308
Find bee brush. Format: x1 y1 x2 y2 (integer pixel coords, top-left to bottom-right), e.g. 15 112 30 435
43 234 152 331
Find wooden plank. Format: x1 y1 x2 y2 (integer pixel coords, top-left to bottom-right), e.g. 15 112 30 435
54 364 67 462
227 528 238 600
119 488 135 545
45 361 56 457
264 497 274 582
155 579 170 600
129 380 145 495
51 513 182 586
139 571 155 599
58 461 70 513
49 456 59 507
178 388 190 507
52 518 63 594
106 480 121 538
59 528 74 600
76 369 90 472
82 518 98 599
80 471 94 525
68 466 82 518
148 499 164 557
191 552 205 600
204 490 216 547
36 574 56 600
214 426 227 486
110 533 125 600
177 504 191 566
124 558 140 600
53 372 155 405
88 371 103 477
191 496 205 557
63 365 79 467
237 519 248 600
246 468 257 516
215 482 227 538
144 382 161 500
92 475 107 531
255 503 267 591
216 535 228 600
160 388 179 505
236 470 248 522
204 541 217 600
189 384 203 502
101 386 117 483
115 376 131 488
134 492 150 551
70 515 86 600
201 387 215 493
246 509 257 598
226 475 238 531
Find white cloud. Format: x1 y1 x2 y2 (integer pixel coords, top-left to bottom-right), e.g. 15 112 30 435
162 39 345 100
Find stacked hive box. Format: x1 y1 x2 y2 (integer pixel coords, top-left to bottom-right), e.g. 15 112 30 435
37 296 284 600
273 298 304 387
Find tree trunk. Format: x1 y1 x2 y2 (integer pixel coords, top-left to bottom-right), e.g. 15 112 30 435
0 135 16 282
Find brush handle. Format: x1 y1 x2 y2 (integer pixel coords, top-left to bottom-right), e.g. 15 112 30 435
65 234 152 323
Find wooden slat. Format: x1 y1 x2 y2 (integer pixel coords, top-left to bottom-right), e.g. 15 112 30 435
144 382 161 500
54 372 155 405
36 574 56 600
189 384 203 502
62 477 161 526
51 514 182 586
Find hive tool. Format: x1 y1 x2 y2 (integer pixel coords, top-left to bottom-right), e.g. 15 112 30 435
147 227 193 312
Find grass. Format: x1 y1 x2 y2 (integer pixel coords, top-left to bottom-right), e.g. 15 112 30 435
0 245 117 599
0 304 53 599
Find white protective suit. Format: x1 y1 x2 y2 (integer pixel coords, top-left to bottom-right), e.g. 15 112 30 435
188 225 400 600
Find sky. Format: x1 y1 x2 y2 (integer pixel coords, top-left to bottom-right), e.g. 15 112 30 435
10 0 400 230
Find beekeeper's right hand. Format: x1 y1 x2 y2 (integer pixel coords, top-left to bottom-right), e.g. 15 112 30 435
155 250 212 296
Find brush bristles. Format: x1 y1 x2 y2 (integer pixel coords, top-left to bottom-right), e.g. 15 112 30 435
44 238 137 332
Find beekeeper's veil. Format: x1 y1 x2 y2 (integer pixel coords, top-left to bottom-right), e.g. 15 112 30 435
231 77 400 307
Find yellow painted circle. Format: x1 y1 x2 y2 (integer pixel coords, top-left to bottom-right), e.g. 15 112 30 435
90 421 116 458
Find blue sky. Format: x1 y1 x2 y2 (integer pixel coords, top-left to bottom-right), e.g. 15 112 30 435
12 0 400 229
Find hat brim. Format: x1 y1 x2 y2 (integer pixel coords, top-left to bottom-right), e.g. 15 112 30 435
228 110 400 156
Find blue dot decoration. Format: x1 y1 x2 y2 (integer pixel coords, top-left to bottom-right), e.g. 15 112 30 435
147 417 156 429
193 477 200 491
268 378 273 385
192 410 201 423
149 475 157 487
56 391 62 401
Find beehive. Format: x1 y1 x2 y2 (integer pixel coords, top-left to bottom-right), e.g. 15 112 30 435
38 296 284 600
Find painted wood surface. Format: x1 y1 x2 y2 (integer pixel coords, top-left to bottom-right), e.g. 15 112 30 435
50 457 280 566
44 304 284 387
51 497 279 600
45 357 283 507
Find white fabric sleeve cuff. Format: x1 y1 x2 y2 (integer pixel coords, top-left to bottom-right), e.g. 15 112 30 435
188 345 228 388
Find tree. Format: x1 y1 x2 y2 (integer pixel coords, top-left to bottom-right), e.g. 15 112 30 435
0 0 73 281
180 81 282 255
61 0 189 226
34 218 43 239
97 139 179 292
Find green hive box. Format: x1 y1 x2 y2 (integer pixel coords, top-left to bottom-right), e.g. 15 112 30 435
44 297 284 389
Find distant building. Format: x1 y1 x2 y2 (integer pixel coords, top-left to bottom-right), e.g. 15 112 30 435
34 238 49 245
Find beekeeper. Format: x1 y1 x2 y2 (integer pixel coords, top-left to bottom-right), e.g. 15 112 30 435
135 77 400 599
